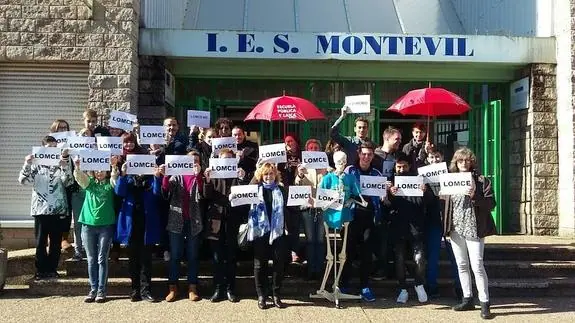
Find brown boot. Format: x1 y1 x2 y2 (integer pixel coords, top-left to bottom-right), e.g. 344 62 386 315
165 284 178 302
188 284 201 301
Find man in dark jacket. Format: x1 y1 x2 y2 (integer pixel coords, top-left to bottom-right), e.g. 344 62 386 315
203 148 250 303
232 126 259 182
387 154 433 304
402 123 433 169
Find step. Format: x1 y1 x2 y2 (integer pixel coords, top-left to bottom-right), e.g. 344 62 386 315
64 258 575 280
27 276 575 298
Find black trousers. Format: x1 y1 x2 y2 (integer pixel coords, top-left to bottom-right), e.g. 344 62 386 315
394 238 426 289
34 214 64 274
128 211 153 294
285 208 302 255
253 234 287 297
210 217 242 292
340 211 373 289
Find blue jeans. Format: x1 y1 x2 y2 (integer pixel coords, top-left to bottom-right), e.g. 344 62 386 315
425 224 443 292
168 220 199 284
302 208 325 274
81 224 114 295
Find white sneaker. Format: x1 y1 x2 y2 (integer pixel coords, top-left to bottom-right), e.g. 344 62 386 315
163 251 170 262
396 289 408 303
415 285 428 303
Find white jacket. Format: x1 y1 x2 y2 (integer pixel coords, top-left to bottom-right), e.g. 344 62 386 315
18 160 73 216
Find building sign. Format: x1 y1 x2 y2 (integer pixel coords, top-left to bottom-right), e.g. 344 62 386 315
510 77 529 112
140 30 555 64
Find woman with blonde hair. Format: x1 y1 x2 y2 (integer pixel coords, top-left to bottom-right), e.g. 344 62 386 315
248 163 289 310
444 147 496 320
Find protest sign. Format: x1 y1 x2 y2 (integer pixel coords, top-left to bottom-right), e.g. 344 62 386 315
345 95 371 114
301 151 329 169
287 186 312 207
125 154 156 175
418 162 448 183
139 126 166 145
395 176 424 197
315 188 343 211
165 155 197 176
439 172 473 195
49 131 76 148
96 136 123 156
187 110 211 128
80 150 111 171
211 137 237 156
209 158 238 179
259 143 287 164
360 175 387 197
230 185 259 207
108 110 137 132
32 147 61 166
67 136 96 156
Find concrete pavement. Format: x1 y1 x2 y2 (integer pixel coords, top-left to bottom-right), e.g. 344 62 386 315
1 288 574 323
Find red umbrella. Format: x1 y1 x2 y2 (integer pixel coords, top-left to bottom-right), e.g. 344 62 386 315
244 95 326 122
387 87 471 137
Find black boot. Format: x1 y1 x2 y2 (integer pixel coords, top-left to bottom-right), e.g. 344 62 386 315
453 297 475 311
272 296 286 309
480 302 493 319
257 296 267 310
210 289 225 302
226 290 239 303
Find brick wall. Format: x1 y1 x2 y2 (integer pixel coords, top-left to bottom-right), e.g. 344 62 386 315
0 228 35 250
509 64 559 235
0 0 140 115
137 55 166 125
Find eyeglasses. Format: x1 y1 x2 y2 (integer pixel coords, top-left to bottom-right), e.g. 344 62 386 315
457 158 471 163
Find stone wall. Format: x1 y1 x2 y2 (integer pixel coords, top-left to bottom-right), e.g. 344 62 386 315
509 64 559 235
0 0 140 116
138 55 166 125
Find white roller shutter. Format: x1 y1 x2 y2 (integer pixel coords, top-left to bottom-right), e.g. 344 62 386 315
0 63 88 221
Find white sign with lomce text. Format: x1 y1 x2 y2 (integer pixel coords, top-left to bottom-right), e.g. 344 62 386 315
287 185 312 207
139 126 166 145
32 147 62 166
229 185 259 207
49 131 76 148
80 150 111 172
315 188 343 211
108 110 137 132
259 143 287 164
301 151 329 169
345 95 371 114
125 154 156 175
165 155 197 176
439 172 473 195
417 162 448 183
360 175 387 197
187 110 211 128
96 136 123 156
211 137 237 155
209 158 238 179
67 136 96 156
395 176 424 197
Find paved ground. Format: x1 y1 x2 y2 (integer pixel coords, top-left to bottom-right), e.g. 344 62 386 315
1 288 574 323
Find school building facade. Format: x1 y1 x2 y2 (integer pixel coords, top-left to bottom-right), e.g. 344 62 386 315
0 0 573 249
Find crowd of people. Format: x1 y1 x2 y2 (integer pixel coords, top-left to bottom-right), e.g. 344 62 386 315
18 106 496 320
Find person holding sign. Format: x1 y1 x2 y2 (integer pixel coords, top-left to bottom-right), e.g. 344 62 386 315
203 148 248 303
294 139 327 281
419 148 462 299
247 163 289 310
114 160 163 303
330 107 371 166
188 126 217 171
443 148 496 320
18 136 74 281
49 119 75 252
278 134 303 264
402 123 434 169
387 154 431 304
154 117 189 165
73 155 119 303
340 141 383 303
160 151 204 303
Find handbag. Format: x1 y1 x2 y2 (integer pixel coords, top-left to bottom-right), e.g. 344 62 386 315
237 223 250 250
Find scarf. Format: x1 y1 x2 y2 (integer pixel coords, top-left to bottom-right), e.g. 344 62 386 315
248 182 284 245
